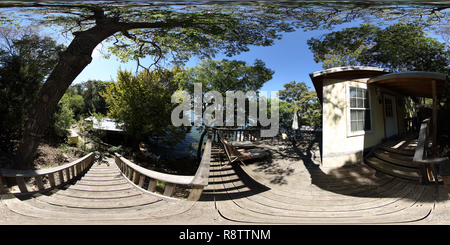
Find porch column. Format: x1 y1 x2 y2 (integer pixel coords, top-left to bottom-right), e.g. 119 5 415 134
432 79 437 155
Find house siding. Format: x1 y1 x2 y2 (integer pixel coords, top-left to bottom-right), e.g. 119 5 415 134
321 78 409 168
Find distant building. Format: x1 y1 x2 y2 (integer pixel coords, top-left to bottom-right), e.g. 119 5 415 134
85 117 125 145
85 117 124 132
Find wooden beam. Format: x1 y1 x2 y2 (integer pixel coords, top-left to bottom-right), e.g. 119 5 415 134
432 79 437 155
163 183 176 197
187 186 204 201
0 177 6 194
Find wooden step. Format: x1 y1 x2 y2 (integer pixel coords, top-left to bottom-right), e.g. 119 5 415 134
68 182 131 192
83 171 121 176
3 192 201 222
33 192 162 209
378 145 415 156
394 133 418 150
55 188 142 199
364 156 420 181
74 179 128 186
372 149 419 169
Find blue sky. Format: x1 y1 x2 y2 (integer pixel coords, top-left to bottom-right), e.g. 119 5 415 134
72 21 364 94
69 18 445 95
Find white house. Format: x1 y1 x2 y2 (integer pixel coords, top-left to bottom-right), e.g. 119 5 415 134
310 66 447 168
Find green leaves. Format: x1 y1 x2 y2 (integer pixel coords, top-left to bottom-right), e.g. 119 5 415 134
279 81 320 129
14 2 376 68
175 58 273 128
308 22 450 72
307 23 379 68
0 31 65 152
177 58 273 95
369 22 450 72
101 67 190 148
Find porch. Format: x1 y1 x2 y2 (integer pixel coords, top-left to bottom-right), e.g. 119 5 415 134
365 118 450 189
365 132 420 181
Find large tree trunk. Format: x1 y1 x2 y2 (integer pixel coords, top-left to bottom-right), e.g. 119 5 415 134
13 16 123 170
12 9 179 171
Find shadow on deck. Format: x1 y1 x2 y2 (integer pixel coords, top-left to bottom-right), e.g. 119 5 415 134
222 134 439 202
198 134 449 223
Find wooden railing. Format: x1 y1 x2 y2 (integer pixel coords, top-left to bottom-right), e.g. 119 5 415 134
0 153 94 195
413 119 450 185
114 136 212 202
212 128 261 143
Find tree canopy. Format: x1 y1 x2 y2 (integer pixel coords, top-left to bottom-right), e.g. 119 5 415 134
177 59 273 94
307 22 450 72
176 58 274 127
0 28 65 153
9 2 309 169
101 67 190 150
279 81 321 129
4 1 450 170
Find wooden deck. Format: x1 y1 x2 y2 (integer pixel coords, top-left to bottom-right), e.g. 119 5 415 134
1 139 450 224
206 141 445 224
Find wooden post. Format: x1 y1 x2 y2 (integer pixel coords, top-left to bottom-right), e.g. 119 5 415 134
432 79 437 155
148 179 157 192
64 168 70 181
76 162 82 176
187 186 204 201
0 177 6 194
425 120 430 156
132 171 140 184
58 170 65 185
127 166 133 179
443 176 450 194
138 174 146 188
163 183 176 197
48 173 56 188
35 175 45 191
16 176 28 193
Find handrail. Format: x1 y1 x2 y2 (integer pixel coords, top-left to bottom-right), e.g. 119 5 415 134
114 136 212 202
114 154 195 185
0 153 94 195
213 128 261 143
189 137 212 187
413 119 430 163
413 118 450 184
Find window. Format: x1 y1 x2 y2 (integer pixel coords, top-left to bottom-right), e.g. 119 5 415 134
347 86 373 136
385 97 393 117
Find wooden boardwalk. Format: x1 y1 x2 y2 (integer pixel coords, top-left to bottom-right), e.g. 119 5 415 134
204 141 443 224
1 141 450 224
0 158 206 223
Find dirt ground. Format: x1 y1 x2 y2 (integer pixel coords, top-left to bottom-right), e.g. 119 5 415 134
32 141 86 170
0 140 83 171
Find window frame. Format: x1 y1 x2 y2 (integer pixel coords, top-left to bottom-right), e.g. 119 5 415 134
346 84 374 137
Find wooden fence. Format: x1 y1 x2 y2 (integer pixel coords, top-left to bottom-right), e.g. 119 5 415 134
212 128 261 143
114 137 212 202
0 153 94 195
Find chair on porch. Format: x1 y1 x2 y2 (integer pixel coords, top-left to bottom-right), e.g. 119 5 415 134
218 132 269 167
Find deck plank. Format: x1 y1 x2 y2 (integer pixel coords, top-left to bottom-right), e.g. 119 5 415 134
2 142 448 224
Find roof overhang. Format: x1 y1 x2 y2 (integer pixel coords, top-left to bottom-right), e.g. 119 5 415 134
309 66 390 78
309 66 391 104
368 71 448 99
